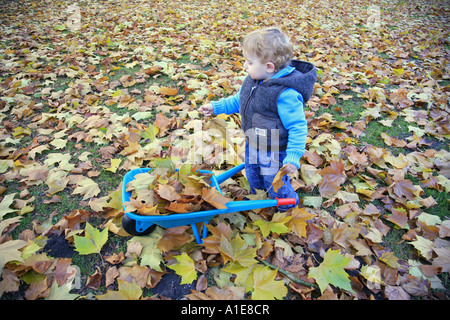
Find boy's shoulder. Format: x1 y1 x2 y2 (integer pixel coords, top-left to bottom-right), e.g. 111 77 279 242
269 60 317 103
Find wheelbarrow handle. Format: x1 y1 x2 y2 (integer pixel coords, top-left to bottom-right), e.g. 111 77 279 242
225 198 297 212
275 198 297 206
214 163 245 185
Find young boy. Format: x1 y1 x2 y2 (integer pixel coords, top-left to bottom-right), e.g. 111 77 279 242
200 27 316 211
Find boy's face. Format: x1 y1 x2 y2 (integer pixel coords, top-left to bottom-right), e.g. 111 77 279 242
243 51 275 81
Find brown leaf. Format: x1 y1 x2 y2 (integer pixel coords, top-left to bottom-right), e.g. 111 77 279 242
196 274 208 291
156 184 181 202
86 267 102 290
119 75 136 88
118 265 150 288
157 226 192 252
388 180 417 201
144 65 162 75
202 187 231 209
155 113 172 137
203 222 231 254
25 278 48 300
159 86 178 96
381 133 407 148
272 165 288 192
318 160 346 198
165 200 196 213
104 252 125 265
105 266 119 288
53 258 77 287
384 208 408 228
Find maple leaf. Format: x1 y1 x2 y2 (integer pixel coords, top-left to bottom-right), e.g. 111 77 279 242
300 164 322 187
409 235 434 261
0 239 27 273
272 165 288 192
379 252 401 269
384 208 409 229
287 207 315 237
131 228 165 272
159 86 178 96
388 179 417 201
246 265 287 300
202 222 232 254
318 160 346 198
73 222 108 256
45 281 79 300
360 265 383 290
96 279 143 300
202 187 231 209
73 177 101 201
0 193 17 220
167 252 198 285
157 226 192 252
432 247 450 273
104 158 122 173
219 234 257 273
308 249 354 294
46 170 70 195
253 211 292 237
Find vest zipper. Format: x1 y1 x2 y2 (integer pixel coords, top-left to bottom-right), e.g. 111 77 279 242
242 85 258 120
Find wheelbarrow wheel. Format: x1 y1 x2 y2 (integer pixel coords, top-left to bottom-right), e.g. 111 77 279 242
122 214 156 236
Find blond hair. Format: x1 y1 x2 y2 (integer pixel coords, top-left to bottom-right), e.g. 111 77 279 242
242 27 293 71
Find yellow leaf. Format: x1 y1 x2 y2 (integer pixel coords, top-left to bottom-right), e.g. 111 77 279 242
409 235 434 260
254 211 292 237
0 239 27 274
50 138 67 149
167 252 197 285
393 68 404 77
89 196 110 212
287 207 315 237
73 177 101 200
104 159 122 173
46 170 70 195
11 127 31 137
0 193 17 219
96 279 142 300
308 249 354 294
247 265 287 300
219 234 257 273
360 265 383 290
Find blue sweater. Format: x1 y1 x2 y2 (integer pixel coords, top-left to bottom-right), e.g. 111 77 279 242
211 65 308 169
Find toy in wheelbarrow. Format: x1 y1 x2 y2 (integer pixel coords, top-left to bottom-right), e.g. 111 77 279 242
121 163 296 244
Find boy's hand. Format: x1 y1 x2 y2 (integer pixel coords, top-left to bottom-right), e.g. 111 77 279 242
282 163 298 174
199 103 214 117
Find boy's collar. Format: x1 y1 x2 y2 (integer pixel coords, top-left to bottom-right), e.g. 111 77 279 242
273 65 295 79
258 65 295 84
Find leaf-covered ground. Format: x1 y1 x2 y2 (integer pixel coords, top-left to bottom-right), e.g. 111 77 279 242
0 0 449 300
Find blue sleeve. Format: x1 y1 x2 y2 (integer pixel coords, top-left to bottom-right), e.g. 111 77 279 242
277 88 307 169
211 87 241 115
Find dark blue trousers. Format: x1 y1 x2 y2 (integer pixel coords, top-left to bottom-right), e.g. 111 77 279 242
244 143 299 211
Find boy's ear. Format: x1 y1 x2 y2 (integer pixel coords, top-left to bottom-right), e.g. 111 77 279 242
265 62 276 73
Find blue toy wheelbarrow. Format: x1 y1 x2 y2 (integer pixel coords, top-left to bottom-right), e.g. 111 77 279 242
121 163 296 244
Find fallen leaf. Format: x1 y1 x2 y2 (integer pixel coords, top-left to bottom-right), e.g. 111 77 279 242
73 222 108 256
167 252 197 285
308 249 354 294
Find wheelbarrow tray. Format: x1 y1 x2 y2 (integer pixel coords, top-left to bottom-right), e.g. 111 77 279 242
121 163 295 244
